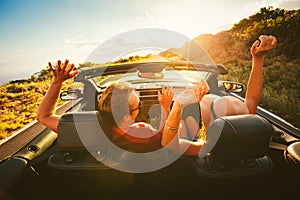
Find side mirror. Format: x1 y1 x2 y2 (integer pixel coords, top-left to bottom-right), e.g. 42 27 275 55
216 64 228 75
60 89 82 100
219 81 244 93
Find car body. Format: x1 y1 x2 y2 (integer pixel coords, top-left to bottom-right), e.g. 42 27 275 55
0 61 299 200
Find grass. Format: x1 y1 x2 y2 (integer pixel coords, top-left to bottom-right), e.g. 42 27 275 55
222 59 300 128
0 73 74 140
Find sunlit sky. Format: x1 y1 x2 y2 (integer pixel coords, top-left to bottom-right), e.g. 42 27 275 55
1 0 300 84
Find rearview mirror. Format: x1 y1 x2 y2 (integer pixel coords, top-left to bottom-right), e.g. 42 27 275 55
138 72 164 79
219 81 243 93
60 89 82 100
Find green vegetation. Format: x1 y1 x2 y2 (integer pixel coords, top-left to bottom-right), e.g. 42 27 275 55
0 7 299 141
0 69 74 140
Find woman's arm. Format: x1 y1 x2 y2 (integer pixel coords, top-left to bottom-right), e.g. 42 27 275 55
36 59 78 133
161 80 209 156
157 86 174 131
162 100 204 155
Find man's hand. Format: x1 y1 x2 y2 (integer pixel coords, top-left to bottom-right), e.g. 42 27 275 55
251 35 277 58
192 79 210 102
177 79 209 107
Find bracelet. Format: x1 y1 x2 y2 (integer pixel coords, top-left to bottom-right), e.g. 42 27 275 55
165 121 181 131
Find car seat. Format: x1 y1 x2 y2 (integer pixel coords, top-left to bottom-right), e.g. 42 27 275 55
191 114 274 178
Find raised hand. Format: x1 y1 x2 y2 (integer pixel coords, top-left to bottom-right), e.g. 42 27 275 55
177 79 209 107
48 59 79 83
251 35 277 58
192 79 210 102
158 86 174 111
36 59 78 133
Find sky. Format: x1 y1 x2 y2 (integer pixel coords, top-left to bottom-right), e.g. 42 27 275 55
0 0 300 84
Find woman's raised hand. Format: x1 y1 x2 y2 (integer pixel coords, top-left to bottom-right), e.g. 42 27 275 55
48 59 79 83
158 86 174 111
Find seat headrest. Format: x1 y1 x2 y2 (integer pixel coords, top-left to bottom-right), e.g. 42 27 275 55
285 141 300 167
57 111 102 151
198 114 274 160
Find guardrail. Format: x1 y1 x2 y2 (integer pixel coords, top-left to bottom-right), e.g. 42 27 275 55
0 101 73 160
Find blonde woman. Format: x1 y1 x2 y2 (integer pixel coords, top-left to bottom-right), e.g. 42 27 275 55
36 62 173 153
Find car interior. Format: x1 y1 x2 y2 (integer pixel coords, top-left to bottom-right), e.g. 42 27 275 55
1 63 299 200
44 77 300 199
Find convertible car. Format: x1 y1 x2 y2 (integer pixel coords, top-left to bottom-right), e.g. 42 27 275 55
0 61 299 200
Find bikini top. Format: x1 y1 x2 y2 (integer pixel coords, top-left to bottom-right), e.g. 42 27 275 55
182 103 202 127
210 100 218 121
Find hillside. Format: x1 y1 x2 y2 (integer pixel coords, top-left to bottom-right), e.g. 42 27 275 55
0 55 152 140
194 7 300 62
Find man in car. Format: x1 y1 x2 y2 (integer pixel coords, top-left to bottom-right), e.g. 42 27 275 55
161 35 277 156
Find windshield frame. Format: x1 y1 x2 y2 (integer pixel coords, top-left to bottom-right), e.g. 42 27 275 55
75 61 220 83
93 68 211 89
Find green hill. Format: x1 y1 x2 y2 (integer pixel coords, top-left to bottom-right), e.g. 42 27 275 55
193 7 300 62
160 7 300 128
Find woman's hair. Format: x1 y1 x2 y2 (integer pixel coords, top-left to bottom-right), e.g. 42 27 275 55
198 121 207 141
98 82 136 130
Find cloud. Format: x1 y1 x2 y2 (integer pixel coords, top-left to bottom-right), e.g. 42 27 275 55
85 28 190 64
278 0 300 9
65 38 100 48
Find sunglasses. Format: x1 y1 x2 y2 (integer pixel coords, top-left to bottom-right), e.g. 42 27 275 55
130 101 142 113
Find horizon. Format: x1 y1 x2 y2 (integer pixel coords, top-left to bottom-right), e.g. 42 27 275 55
1 0 300 85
